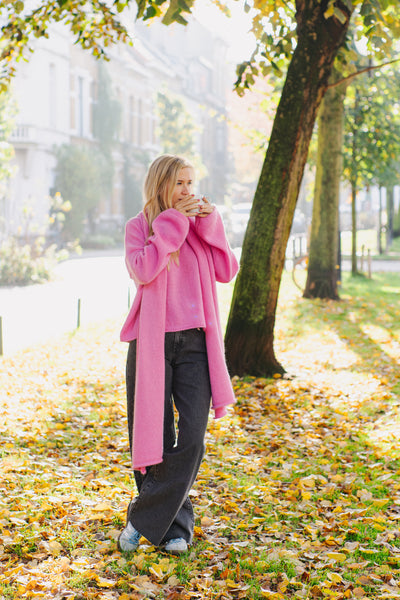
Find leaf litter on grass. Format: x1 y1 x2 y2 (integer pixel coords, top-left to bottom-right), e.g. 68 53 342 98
0 272 399 599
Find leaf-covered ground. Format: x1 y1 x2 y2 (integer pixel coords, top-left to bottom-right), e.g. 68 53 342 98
0 272 399 599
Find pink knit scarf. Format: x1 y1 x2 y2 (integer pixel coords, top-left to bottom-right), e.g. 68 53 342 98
131 217 235 473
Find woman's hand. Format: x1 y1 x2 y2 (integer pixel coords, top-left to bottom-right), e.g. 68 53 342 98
196 196 214 218
174 195 200 217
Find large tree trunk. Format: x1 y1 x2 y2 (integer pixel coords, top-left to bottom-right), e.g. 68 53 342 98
225 0 352 377
303 69 346 300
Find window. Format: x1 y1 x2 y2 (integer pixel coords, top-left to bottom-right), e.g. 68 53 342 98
70 74 75 131
49 63 57 129
78 76 84 137
137 98 143 146
129 96 134 143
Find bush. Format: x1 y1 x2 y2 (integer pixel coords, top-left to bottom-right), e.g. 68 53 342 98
0 236 66 286
80 234 116 249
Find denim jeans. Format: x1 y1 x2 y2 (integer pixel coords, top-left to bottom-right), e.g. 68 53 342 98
125 328 211 546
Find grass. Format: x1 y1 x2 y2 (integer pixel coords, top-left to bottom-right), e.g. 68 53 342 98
340 228 400 258
0 271 399 598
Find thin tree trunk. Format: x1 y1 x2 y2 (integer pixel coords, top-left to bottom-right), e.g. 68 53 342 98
351 182 358 275
394 189 400 237
225 0 352 376
304 68 346 300
377 186 383 255
387 186 394 250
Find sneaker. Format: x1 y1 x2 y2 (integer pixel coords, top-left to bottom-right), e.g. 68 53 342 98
118 521 142 552
164 537 188 555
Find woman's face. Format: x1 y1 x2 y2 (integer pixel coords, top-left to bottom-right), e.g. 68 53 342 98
171 167 194 207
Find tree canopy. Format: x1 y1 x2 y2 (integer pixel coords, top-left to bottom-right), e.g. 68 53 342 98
0 0 196 92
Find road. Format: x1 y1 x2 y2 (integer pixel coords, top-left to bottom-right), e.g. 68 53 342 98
0 249 398 356
0 251 130 355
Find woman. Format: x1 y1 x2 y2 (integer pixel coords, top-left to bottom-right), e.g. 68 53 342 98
119 154 238 554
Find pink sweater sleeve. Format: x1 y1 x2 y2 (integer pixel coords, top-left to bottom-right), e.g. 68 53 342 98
194 209 239 283
125 209 189 285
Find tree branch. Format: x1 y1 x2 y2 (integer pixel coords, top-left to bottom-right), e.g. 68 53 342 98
327 57 400 88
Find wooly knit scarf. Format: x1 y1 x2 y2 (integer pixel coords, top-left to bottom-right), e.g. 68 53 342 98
123 212 237 473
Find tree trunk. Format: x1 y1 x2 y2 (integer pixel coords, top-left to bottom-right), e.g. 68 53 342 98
394 189 400 238
225 0 351 377
304 69 346 300
386 186 393 251
377 186 383 255
351 182 358 275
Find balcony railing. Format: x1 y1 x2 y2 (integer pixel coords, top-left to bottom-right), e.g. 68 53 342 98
10 124 37 144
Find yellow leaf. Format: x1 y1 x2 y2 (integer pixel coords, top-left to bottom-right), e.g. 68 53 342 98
48 540 63 556
327 572 344 584
93 502 112 512
97 576 116 588
149 563 164 579
372 498 389 507
299 475 317 488
326 552 346 563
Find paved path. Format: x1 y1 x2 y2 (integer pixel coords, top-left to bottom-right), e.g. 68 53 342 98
0 250 399 356
0 251 130 355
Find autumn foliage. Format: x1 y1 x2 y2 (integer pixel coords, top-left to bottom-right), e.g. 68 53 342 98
0 272 399 599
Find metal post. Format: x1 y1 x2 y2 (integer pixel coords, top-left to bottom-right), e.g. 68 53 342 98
360 245 365 272
77 298 81 329
0 316 3 356
367 249 372 279
128 287 131 309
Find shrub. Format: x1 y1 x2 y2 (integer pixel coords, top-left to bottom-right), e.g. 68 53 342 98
0 236 66 286
80 234 116 250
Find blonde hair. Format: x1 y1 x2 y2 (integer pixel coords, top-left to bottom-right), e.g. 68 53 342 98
143 154 194 236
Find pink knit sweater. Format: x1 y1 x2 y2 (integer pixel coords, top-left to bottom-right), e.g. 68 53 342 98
120 207 239 472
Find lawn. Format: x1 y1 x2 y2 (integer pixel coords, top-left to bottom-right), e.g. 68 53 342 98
0 271 399 599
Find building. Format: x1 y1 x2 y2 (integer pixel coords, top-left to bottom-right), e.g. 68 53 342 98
4 15 229 242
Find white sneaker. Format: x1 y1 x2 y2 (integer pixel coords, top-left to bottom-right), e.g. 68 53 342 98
118 522 141 552
164 537 188 555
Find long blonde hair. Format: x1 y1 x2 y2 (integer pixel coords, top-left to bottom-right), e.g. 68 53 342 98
143 154 194 236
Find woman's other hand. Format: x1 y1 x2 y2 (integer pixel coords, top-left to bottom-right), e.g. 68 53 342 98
174 195 200 217
196 197 214 218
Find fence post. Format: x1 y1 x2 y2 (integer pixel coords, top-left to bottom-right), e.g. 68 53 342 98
0 316 3 356
77 298 81 329
367 249 372 279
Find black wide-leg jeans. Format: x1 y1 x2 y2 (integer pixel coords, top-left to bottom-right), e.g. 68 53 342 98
125 328 211 546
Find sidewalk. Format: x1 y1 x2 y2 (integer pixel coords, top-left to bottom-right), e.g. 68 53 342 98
0 250 130 355
1 249 399 356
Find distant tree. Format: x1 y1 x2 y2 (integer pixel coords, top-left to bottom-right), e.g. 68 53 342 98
0 91 16 237
123 147 150 220
156 90 206 178
303 68 347 300
157 91 196 156
93 62 121 157
343 66 400 271
53 144 109 240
